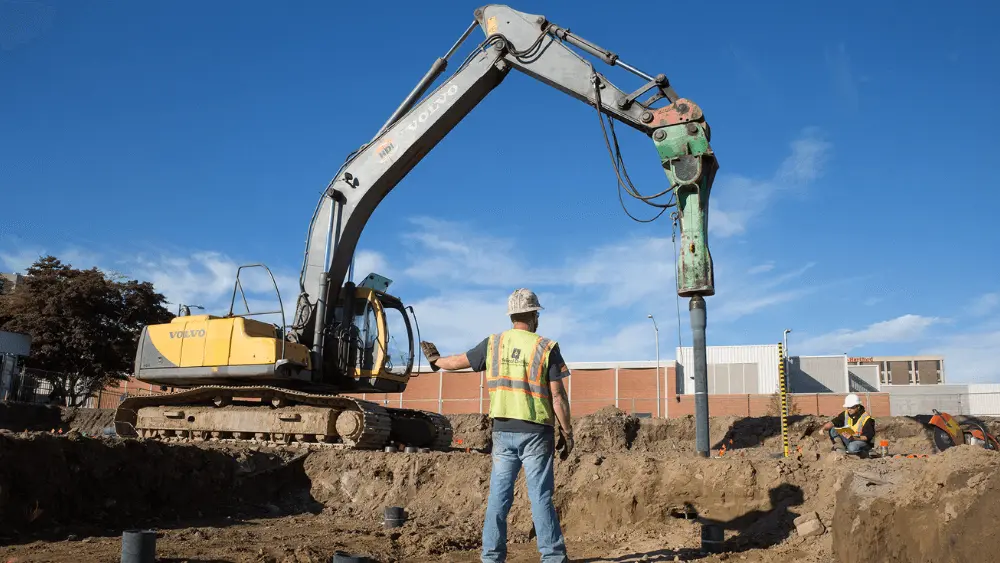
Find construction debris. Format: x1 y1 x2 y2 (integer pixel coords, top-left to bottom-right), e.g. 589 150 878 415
793 511 826 538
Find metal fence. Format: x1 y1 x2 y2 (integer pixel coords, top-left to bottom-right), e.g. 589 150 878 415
1 368 169 409
3 368 58 404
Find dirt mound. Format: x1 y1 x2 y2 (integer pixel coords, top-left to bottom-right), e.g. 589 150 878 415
442 410 960 458
572 406 640 452
833 445 1000 563
0 433 313 540
446 413 491 451
300 446 839 559
0 404 115 435
61 407 115 435
444 407 644 453
0 402 62 431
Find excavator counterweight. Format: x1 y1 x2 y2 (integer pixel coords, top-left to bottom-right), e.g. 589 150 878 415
114 4 719 452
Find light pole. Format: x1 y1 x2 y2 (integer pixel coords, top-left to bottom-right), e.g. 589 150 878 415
648 314 661 418
783 328 792 386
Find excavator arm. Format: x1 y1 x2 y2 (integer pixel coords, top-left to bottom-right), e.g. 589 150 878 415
290 4 719 386
118 5 719 452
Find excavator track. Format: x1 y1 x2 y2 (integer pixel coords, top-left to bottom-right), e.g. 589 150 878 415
387 407 454 451
113 385 452 452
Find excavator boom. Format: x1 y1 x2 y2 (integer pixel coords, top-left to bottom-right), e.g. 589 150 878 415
292 4 718 385
114 4 719 453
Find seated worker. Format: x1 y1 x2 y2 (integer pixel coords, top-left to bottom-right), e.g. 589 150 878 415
821 394 875 454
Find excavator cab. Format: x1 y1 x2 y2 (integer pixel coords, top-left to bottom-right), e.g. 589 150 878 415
327 273 418 394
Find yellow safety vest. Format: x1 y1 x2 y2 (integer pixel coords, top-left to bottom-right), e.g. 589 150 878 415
843 409 873 434
484 328 557 425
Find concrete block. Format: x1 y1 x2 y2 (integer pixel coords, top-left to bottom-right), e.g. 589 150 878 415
794 511 826 537
793 511 820 526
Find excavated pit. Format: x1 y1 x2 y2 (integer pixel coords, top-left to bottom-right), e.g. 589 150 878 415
1 406 998 562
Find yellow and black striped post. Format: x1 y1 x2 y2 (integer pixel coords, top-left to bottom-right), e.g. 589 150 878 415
777 342 789 457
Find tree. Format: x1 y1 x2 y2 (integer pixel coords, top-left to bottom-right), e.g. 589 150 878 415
0 255 174 405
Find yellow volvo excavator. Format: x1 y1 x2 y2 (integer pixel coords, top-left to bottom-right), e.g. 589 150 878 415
113 4 720 451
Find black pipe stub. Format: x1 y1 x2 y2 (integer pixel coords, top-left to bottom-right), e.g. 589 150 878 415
700 523 724 553
121 529 156 563
330 551 372 563
383 506 407 528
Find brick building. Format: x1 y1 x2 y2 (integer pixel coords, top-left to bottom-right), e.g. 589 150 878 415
847 355 946 385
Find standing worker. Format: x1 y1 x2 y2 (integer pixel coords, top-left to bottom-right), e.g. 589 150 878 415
821 393 875 454
420 288 573 563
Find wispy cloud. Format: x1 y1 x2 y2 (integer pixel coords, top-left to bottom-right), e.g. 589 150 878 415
400 216 558 289
796 314 942 355
709 129 832 238
966 292 999 318
825 42 859 111
400 216 677 309
747 262 775 275
728 45 777 103
712 261 820 322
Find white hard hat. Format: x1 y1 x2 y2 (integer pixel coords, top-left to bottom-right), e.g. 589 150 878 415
508 288 543 315
843 393 862 408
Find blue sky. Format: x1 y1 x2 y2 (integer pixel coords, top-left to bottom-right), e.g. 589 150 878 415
2 1 998 382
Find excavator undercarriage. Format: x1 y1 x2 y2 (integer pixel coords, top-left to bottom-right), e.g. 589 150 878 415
114 386 452 451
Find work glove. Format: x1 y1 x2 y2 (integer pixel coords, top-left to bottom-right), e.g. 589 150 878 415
420 341 441 371
555 426 574 461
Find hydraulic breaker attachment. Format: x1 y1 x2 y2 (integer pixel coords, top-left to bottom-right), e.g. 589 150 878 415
650 99 718 297
650 98 718 457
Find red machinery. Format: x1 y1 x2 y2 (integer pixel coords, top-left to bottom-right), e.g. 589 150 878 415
928 409 1000 452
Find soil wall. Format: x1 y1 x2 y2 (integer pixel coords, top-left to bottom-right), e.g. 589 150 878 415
0 433 311 537
833 446 1000 563
2 406 1000 562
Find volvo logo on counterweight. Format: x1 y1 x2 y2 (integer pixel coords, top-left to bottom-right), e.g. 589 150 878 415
169 329 206 338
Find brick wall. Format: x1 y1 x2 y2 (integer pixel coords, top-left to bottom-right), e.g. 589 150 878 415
347 364 893 419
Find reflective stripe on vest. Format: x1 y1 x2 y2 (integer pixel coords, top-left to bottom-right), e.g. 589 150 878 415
844 410 872 434
485 329 557 425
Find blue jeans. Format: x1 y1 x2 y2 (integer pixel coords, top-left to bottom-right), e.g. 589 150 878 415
482 430 568 563
829 428 869 453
